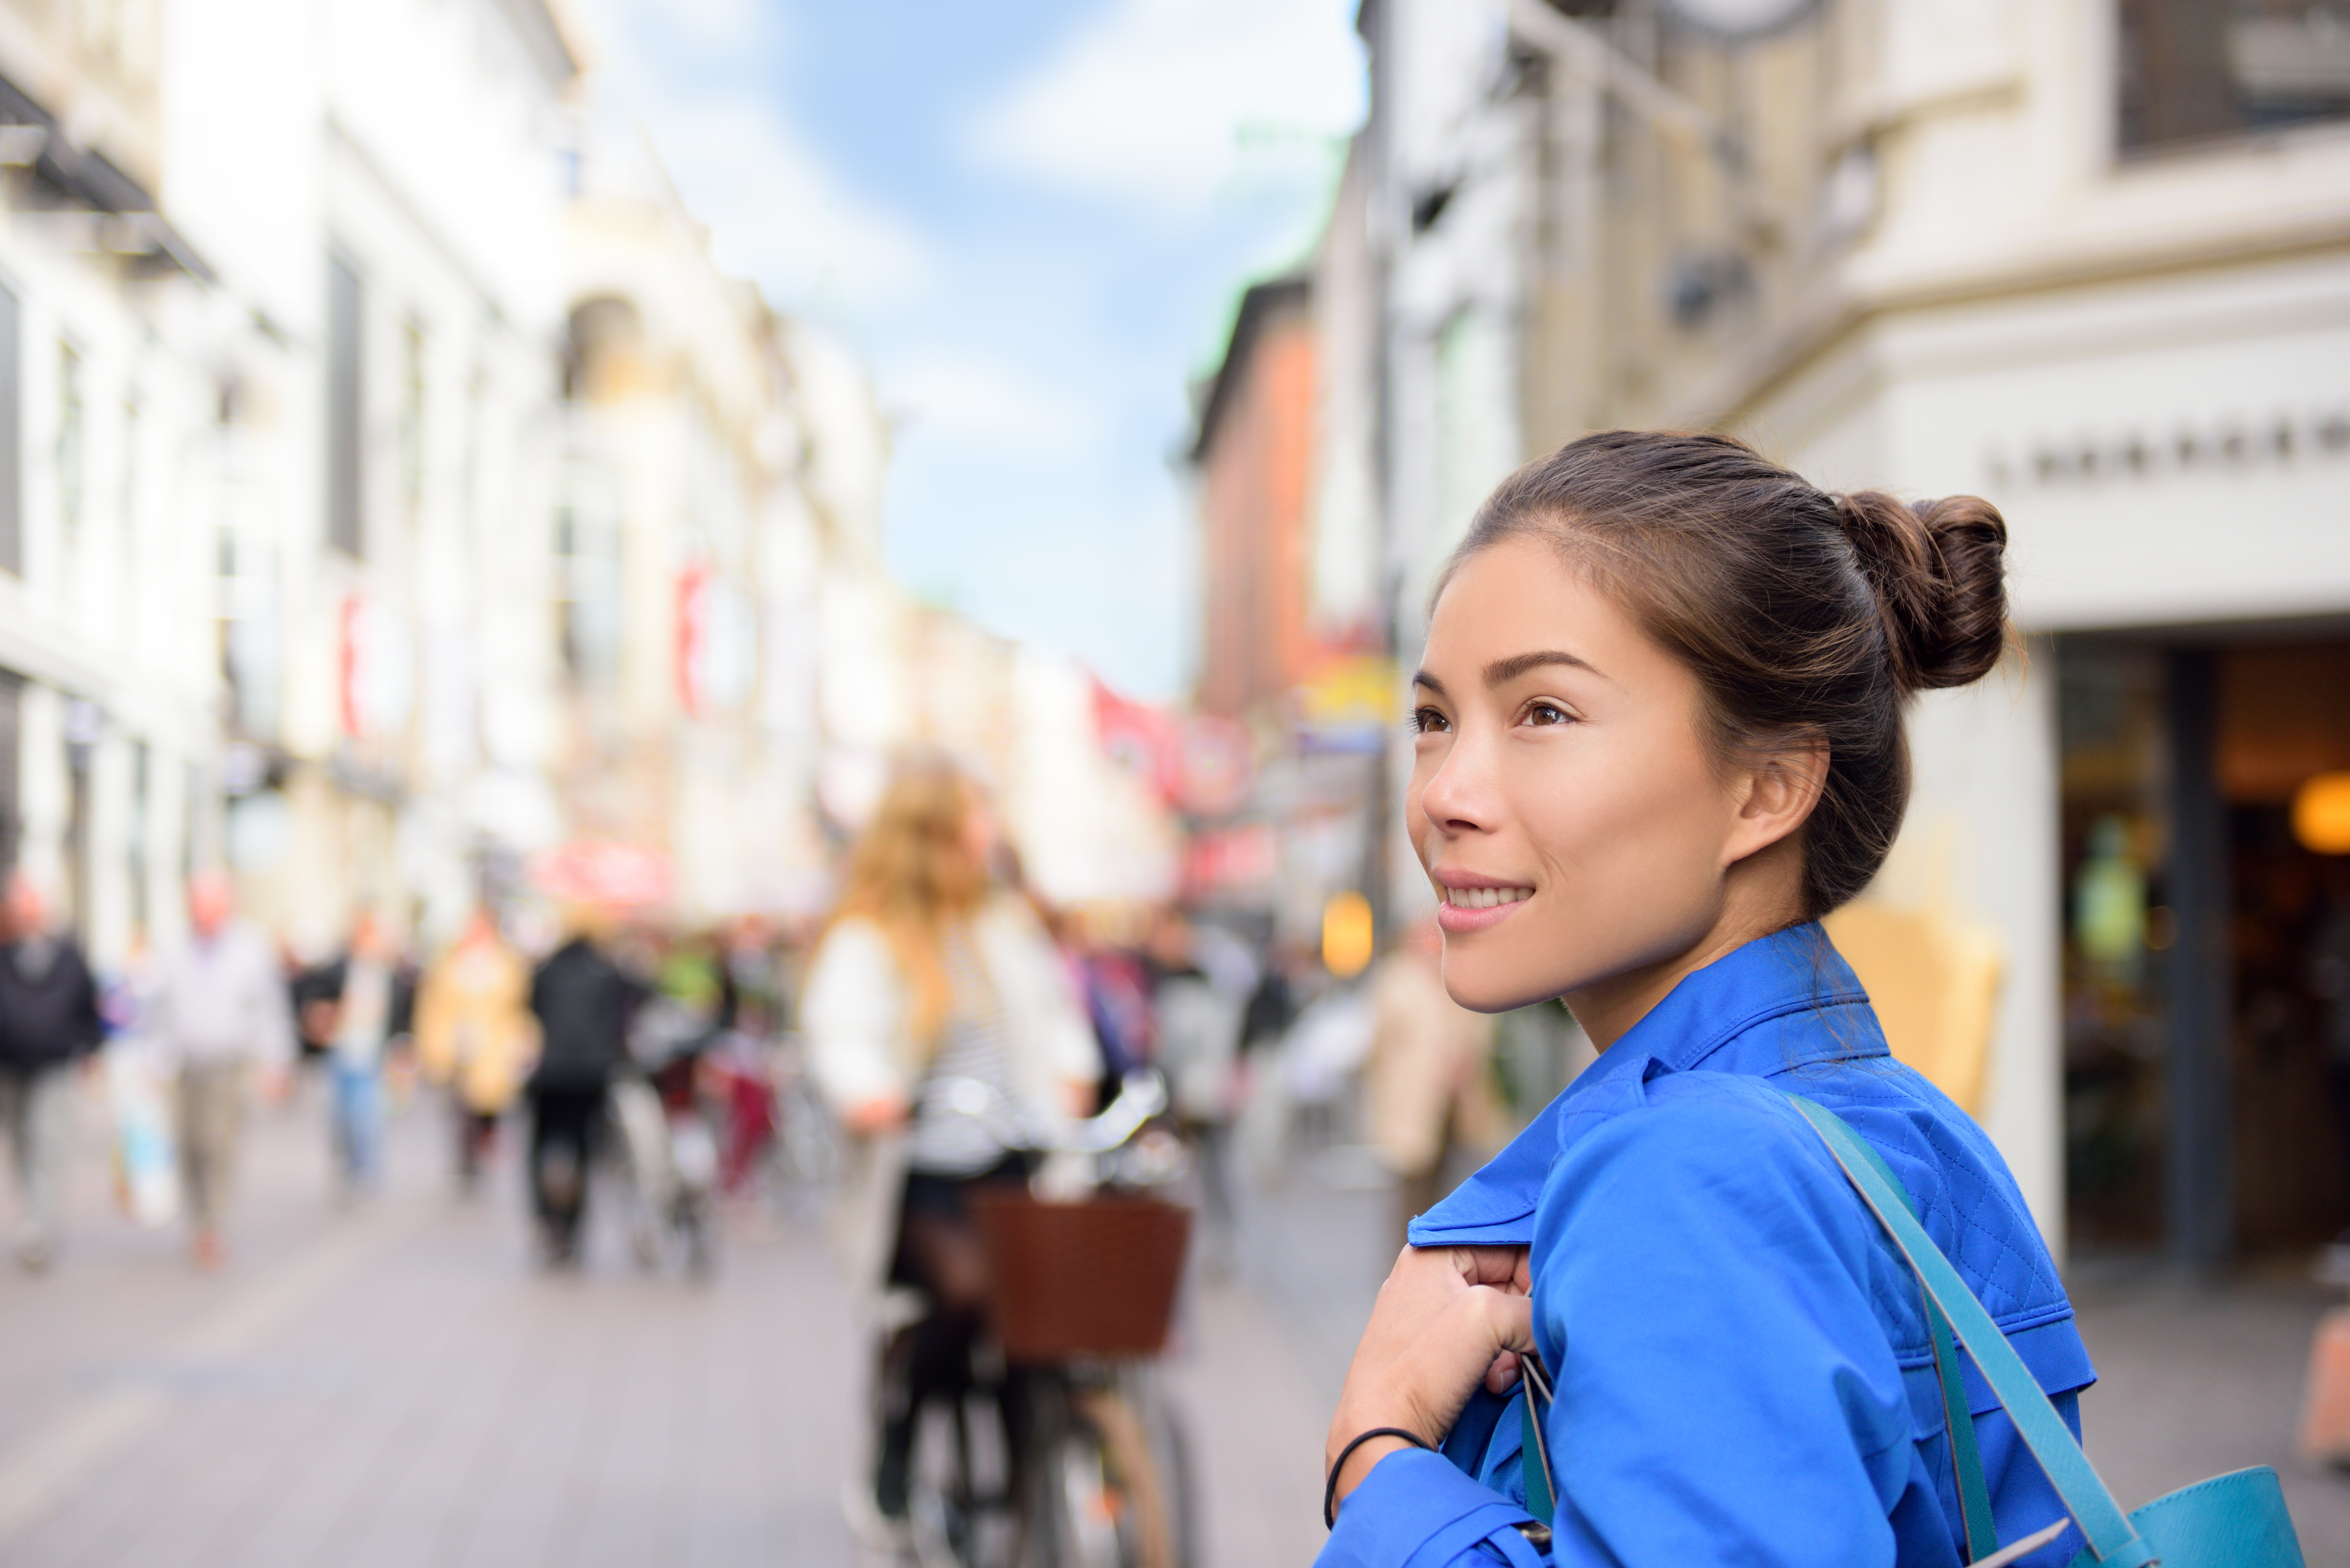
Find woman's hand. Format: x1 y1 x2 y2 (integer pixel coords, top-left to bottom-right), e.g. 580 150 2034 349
1324 1244 1534 1518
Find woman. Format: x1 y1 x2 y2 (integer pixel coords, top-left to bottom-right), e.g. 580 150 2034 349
413 908 538 1193
1322 432 2087 1567
802 758 1098 1535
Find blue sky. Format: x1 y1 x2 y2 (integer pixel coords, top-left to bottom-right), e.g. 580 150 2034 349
569 0 1369 701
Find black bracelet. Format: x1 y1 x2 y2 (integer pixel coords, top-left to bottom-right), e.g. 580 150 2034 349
1324 1427 1432 1529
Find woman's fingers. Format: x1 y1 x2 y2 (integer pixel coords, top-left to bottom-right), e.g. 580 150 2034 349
1453 1244 1532 1293
1458 1281 1535 1358
1326 1277 1543 1519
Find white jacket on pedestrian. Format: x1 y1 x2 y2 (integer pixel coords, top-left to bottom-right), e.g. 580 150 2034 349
152 920 294 1072
802 893 1098 1294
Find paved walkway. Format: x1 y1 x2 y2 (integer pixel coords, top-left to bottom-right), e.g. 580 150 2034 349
4 1078 2349 1565
0 1076 1334 1568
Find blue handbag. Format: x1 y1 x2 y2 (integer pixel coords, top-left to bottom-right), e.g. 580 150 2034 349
1517 1096 2307 1566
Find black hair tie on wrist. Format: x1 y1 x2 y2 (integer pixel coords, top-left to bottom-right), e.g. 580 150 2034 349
1324 1427 1432 1529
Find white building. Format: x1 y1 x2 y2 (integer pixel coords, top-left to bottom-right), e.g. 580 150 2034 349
0 0 232 969
151 0 580 953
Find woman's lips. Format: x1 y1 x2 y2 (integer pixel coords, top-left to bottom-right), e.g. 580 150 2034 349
1434 883 1532 934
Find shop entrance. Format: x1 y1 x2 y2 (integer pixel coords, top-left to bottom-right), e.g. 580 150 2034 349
2059 635 2350 1263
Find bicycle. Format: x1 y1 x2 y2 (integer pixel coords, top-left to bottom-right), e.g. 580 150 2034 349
889 1071 1199 1568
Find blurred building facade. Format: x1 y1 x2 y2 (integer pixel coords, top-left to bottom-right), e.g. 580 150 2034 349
1190 269 1393 951
1305 0 2350 1258
0 0 1175 973
0 0 227 972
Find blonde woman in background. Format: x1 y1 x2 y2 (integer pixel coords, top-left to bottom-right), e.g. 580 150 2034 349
414 909 539 1194
803 757 1098 1542
1364 915 1505 1252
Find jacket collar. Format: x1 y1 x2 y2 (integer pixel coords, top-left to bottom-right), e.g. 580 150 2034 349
1406 922 1875 1244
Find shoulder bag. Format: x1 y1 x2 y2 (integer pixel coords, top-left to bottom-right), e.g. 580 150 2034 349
1517 1095 2306 1567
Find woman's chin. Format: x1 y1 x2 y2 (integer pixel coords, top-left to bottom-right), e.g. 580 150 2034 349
1437 956 1566 1016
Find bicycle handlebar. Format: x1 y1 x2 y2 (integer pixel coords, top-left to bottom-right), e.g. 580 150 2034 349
920 1069 1168 1156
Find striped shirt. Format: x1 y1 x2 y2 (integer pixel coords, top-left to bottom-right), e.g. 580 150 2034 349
906 923 1022 1176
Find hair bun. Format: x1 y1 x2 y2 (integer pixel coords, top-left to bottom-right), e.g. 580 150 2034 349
1831 490 2009 693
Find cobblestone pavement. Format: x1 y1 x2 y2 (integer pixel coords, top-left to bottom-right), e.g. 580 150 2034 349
3 1076 2348 1565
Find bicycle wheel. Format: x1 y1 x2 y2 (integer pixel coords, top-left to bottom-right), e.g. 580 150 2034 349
910 1390 1017 1568
1027 1373 1193 1568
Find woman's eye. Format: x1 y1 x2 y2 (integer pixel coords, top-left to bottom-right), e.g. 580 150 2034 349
1410 706 1451 735
1525 702 1572 727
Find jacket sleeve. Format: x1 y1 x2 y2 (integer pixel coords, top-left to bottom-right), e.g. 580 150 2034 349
1322 1449 1544 1567
801 920 911 1114
1323 1085 1918 1568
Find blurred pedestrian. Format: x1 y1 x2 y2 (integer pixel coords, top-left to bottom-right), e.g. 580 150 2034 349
1363 916 1503 1250
152 870 294 1269
1144 908 1243 1261
0 873 103 1270
1069 908 1155 1105
414 908 538 1194
526 908 640 1265
309 912 415 1198
801 758 1096 1542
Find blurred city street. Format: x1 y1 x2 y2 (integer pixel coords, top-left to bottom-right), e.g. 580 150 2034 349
4 1079 2350 1565
0 1079 1344 1568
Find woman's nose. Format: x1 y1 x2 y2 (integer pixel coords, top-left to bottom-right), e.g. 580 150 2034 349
1417 734 1496 836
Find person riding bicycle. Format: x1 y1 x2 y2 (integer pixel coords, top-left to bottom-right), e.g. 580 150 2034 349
802 756 1098 1544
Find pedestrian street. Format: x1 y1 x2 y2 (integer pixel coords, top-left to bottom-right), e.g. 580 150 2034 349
7 1074 2350 1566
0 1078 1340 1568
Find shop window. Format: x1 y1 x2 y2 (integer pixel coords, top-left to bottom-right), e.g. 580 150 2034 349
56 343 82 550
326 252 363 557
0 283 17 576
2061 637 2350 1260
0 669 19 875
2119 0 2350 153
2059 643 2173 1250
399 319 425 527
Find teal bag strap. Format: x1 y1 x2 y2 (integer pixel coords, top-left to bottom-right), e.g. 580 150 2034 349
1519 1354 1557 1527
1840 1130 2000 1564
1785 1096 2155 1568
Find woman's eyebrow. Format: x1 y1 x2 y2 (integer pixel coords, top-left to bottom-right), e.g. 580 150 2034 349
1410 668 1448 697
1484 649 1603 685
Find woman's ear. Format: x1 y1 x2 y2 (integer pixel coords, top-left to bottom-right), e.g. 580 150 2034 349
1725 735 1829 864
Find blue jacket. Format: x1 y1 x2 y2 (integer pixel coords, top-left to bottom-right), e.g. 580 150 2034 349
1320 924 2092 1568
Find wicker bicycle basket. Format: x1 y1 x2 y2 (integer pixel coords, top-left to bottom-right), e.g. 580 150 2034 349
970 1191 1193 1362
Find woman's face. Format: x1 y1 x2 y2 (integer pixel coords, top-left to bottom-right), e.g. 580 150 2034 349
1407 536 1757 1014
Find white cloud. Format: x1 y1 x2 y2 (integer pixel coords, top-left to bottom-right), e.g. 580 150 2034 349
631 94 934 312
969 0 1366 214
887 354 1100 457
567 0 931 313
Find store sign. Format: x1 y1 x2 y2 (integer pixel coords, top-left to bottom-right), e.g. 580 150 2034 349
1299 655 1396 753
530 840 674 907
1171 714 1255 817
677 565 757 717
1183 823 1277 896
338 594 413 740
1094 680 1176 787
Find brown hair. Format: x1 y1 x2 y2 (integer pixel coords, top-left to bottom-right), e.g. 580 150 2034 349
1441 430 2009 919
827 755 991 1046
